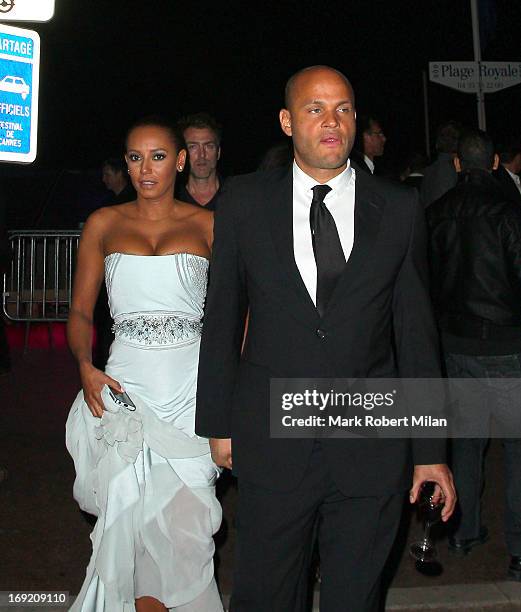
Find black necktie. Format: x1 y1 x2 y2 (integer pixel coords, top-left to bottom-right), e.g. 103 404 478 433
309 184 346 317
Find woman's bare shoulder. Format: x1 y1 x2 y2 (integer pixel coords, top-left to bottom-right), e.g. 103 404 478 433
85 203 135 228
176 200 213 224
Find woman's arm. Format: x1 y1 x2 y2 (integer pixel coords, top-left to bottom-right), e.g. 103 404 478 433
67 210 122 417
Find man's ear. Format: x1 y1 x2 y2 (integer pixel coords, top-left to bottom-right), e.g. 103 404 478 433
217 146 221 161
279 109 292 136
454 157 462 173
492 153 499 171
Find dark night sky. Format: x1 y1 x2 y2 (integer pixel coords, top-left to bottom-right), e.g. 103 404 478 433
5 0 521 175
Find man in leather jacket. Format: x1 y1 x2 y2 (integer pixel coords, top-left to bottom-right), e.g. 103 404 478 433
427 129 521 581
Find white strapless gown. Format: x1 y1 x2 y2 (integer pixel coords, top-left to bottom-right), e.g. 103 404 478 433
66 253 223 612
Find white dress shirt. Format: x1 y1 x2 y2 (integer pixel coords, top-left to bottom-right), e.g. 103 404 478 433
506 167 521 194
292 160 356 305
364 155 375 174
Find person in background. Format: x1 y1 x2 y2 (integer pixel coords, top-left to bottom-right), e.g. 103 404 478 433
350 114 386 175
176 113 223 210
421 120 461 207
428 129 521 582
401 152 427 190
102 157 136 205
493 139 521 205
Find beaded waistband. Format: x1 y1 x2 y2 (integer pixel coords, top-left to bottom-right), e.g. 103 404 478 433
112 313 202 346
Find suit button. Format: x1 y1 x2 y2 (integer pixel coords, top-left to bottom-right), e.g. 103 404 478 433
316 328 326 339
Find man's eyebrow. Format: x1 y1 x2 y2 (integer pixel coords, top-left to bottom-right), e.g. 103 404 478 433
304 99 353 105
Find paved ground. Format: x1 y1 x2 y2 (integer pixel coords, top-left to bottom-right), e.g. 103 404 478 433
0 342 520 610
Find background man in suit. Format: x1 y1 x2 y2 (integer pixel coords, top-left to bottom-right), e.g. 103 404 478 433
494 139 521 205
421 120 461 207
350 114 386 175
101 157 136 205
196 66 455 611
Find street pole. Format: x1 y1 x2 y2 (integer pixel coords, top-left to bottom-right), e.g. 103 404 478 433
470 0 487 130
422 70 431 158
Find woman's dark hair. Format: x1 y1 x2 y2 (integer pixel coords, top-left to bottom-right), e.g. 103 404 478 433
125 115 184 152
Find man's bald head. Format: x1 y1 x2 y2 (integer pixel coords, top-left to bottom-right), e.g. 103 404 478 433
279 65 356 181
284 65 354 109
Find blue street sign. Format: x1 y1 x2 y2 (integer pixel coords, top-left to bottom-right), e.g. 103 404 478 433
0 23 40 163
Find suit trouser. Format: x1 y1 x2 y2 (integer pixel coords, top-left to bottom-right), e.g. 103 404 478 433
445 352 521 555
230 442 403 612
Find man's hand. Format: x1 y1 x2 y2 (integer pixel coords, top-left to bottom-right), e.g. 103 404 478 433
210 438 232 469
410 464 456 522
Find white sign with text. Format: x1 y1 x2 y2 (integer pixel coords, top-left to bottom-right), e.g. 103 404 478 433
0 0 54 22
430 61 521 94
0 23 40 163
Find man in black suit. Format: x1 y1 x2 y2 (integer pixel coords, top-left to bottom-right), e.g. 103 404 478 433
421 121 461 207
196 66 455 611
350 114 386 175
101 157 136 205
494 140 521 205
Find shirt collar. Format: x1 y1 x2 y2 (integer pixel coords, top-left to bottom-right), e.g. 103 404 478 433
364 155 375 174
293 160 354 199
506 167 521 184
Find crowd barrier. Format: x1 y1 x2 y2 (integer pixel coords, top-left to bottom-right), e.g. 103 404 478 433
2 230 81 350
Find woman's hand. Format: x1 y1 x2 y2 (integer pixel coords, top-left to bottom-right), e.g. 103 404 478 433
79 361 123 418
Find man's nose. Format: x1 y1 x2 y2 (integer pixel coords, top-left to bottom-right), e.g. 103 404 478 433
322 110 339 127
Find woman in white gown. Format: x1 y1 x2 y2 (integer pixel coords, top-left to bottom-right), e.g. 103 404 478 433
65 117 223 612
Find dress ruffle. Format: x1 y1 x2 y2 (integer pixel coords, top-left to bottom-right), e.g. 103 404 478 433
66 387 223 611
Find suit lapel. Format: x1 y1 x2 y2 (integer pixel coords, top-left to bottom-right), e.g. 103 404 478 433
324 170 385 318
266 166 320 326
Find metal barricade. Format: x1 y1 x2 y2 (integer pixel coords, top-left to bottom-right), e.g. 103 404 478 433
2 230 81 323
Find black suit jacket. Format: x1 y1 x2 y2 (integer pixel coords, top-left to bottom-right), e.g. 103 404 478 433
196 165 445 495
350 149 372 174
493 164 521 206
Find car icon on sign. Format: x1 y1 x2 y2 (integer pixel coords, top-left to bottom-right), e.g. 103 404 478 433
0 75 30 100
